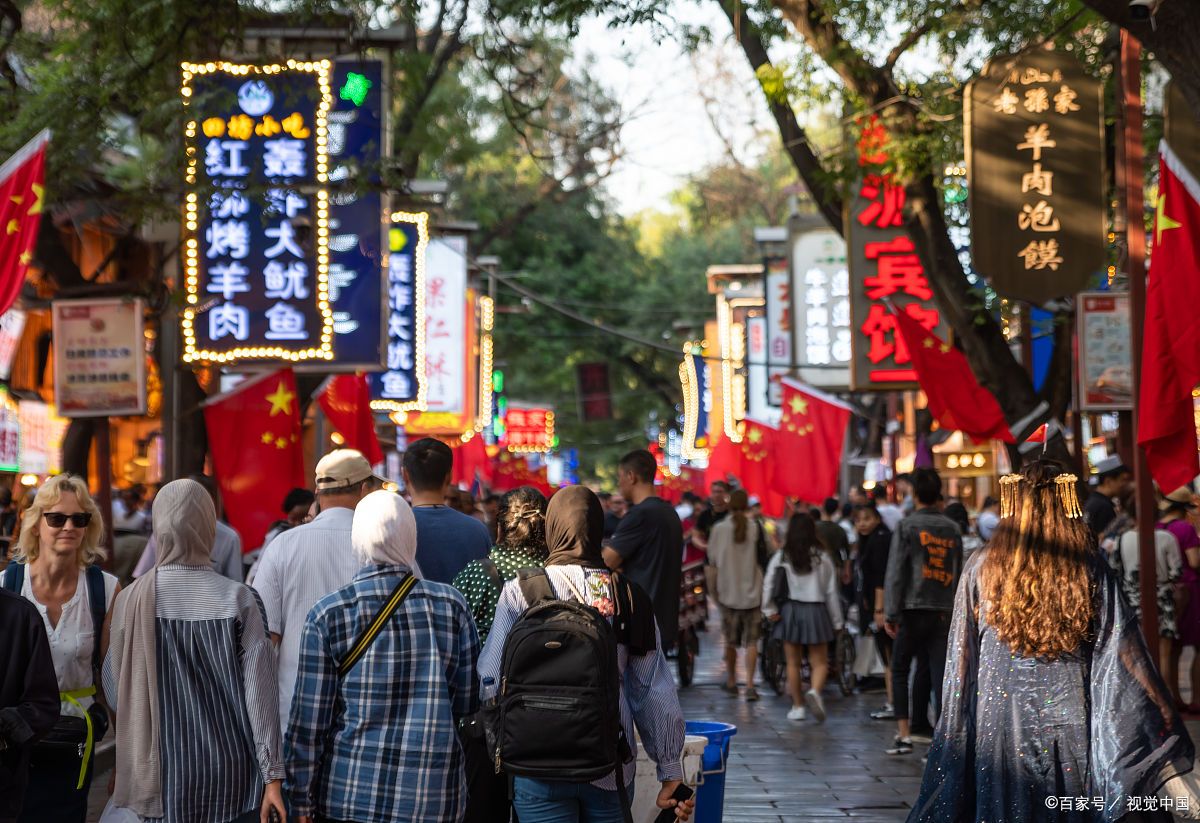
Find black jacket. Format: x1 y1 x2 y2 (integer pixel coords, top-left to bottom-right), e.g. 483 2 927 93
0 587 58 822
883 507 964 620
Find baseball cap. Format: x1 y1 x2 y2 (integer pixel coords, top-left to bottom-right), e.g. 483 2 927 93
315 449 384 491
1093 455 1130 480
1159 486 1197 513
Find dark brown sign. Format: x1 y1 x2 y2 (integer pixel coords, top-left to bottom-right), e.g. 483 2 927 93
846 117 950 391
576 362 612 421
966 47 1105 305
1166 82 1200 181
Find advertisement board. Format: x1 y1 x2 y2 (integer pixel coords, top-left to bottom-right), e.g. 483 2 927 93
1078 291 1131 411
52 298 146 417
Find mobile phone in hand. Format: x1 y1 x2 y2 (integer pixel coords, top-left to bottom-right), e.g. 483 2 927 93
654 784 695 823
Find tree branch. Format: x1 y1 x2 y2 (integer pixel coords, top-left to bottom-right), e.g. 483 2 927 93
716 0 844 233
884 20 934 71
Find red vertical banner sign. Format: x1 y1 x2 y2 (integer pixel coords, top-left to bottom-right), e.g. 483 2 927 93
847 116 949 390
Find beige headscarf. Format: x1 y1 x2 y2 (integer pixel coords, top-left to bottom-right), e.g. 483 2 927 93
111 479 215 818
352 489 422 576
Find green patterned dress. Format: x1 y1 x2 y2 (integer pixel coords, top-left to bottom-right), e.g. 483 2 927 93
452 544 545 643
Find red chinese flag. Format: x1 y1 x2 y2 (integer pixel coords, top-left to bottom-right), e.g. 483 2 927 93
452 435 494 488
204 369 306 552
704 432 743 489
891 308 1015 444
773 379 853 503
317 373 383 466
0 131 49 316
739 419 787 518
1139 142 1200 491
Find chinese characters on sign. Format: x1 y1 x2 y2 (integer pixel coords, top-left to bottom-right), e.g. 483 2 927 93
504 407 555 453
52 299 147 417
422 237 468 416
847 117 948 390
792 228 851 390
371 213 428 410
181 61 334 362
1078 292 1131 411
327 60 386 366
966 49 1104 304
18 400 68 475
763 257 790 406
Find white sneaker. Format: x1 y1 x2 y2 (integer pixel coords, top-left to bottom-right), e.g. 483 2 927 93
787 706 807 722
805 688 826 723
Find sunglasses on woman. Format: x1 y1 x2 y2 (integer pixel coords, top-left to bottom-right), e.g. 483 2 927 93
42 512 92 528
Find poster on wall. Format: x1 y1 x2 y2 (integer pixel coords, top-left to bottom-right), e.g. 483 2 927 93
1078 291 1131 411
52 298 147 417
18 400 68 475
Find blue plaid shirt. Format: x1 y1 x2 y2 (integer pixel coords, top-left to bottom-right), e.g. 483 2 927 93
285 564 480 821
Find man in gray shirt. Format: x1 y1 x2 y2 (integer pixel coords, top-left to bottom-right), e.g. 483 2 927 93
132 475 243 581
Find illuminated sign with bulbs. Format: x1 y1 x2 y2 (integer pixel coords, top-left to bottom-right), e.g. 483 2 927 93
370 212 429 411
504 406 555 453
936 451 992 475
181 59 334 364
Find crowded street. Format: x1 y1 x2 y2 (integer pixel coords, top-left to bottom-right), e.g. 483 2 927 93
2 0 1200 822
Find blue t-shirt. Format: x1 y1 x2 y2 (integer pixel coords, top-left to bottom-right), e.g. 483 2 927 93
412 506 493 584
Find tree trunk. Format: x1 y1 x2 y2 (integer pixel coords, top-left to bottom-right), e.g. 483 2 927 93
1081 0 1200 119
61 419 96 477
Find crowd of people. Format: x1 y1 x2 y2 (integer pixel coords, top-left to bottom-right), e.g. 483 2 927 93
2 443 1200 822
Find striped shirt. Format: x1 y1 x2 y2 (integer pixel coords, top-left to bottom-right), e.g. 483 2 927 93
285 564 480 822
452 543 545 642
478 566 686 788
251 506 362 731
103 565 284 823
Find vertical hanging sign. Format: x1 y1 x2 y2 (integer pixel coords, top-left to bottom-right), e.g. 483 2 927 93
370 212 428 411
792 227 851 390
965 48 1104 304
181 60 334 363
847 116 948 390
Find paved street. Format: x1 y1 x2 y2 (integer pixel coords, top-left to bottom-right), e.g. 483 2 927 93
677 628 923 823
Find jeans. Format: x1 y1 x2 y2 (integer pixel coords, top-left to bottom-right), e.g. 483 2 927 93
512 778 627 823
891 609 951 725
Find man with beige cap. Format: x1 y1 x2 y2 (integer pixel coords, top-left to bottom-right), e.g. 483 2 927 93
252 449 384 731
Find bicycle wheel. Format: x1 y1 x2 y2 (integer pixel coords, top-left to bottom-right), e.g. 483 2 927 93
760 622 786 696
835 631 856 696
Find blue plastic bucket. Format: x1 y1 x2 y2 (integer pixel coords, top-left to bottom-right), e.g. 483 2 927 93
685 721 737 823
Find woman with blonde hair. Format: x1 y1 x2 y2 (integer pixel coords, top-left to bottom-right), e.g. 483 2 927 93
910 462 1194 823
708 488 763 700
1 474 119 822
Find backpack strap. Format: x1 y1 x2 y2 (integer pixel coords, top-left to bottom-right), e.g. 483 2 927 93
1 560 23 593
517 568 556 605
338 574 418 678
480 557 504 595
85 565 106 680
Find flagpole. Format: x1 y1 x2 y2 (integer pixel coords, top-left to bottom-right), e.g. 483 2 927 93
1121 29 1159 659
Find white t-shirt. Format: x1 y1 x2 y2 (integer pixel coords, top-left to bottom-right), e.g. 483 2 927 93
19 566 118 717
251 506 362 731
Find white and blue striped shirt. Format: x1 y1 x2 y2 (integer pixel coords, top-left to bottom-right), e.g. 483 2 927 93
478 565 686 788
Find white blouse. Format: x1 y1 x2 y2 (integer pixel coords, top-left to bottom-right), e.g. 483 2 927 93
20 567 118 717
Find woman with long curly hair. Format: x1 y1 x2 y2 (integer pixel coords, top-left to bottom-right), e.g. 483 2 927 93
909 461 1194 823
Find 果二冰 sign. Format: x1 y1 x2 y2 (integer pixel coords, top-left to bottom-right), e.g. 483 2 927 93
181 60 334 363
504 406 554 453
52 298 147 417
791 227 851 390
847 117 949 391
371 212 428 410
966 48 1105 305
1078 292 1131 411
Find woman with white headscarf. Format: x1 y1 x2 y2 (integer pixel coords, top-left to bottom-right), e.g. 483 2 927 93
103 479 285 823
285 490 480 823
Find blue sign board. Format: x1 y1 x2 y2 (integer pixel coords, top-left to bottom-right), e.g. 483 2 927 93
370 213 427 409
327 60 385 367
182 61 334 363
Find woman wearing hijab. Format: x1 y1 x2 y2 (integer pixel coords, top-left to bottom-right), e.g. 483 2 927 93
479 486 694 823
910 462 1195 823
285 490 480 823
103 478 285 823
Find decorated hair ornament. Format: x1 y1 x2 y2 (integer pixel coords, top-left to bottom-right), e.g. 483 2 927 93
998 471 1083 520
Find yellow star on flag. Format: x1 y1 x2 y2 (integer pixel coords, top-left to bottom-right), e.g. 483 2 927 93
923 337 935 348
789 396 808 416
9 195 21 205
275 437 288 449
939 343 952 354
28 184 43 215
266 381 295 417
1157 193 1182 245
18 250 31 266
747 427 763 445
5 219 16 235
261 432 274 445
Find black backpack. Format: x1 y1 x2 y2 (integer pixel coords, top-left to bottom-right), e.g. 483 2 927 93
494 569 634 812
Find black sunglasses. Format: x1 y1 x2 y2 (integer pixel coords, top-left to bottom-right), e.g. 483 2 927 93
43 512 92 529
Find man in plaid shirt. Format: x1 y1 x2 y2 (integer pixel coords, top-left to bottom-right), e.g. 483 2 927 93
285 490 480 823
